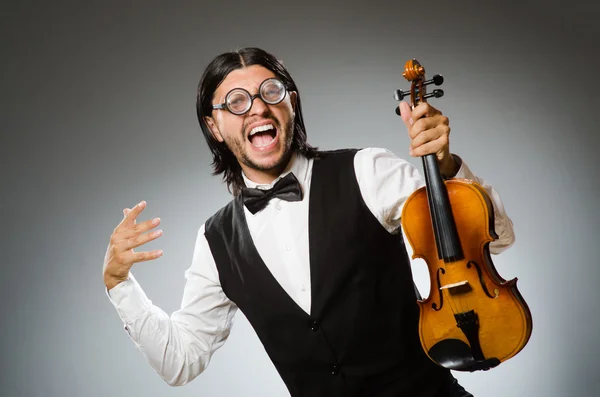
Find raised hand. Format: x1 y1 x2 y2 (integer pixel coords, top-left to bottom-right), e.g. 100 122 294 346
399 101 458 177
103 201 163 290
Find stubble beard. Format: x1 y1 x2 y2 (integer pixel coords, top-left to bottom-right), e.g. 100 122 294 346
226 116 295 175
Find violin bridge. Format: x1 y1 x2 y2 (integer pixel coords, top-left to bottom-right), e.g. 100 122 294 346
440 280 472 295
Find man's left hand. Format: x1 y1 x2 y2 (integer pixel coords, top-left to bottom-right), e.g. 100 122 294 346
399 101 458 178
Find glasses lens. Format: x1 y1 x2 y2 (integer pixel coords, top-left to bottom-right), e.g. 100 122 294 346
261 79 286 104
226 90 250 114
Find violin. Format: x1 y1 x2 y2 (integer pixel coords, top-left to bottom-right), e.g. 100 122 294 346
396 59 532 371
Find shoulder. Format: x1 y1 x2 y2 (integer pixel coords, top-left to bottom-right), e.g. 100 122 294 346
354 147 421 182
355 147 402 160
354 147 413 168
312 147 413 172
205 199 237 234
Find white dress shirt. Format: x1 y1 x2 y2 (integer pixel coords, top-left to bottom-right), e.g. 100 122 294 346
107 147 515 386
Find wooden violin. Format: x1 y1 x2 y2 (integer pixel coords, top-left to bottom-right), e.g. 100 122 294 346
397 59 532 371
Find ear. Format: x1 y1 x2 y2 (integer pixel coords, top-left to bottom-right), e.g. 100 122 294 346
204 117 223 142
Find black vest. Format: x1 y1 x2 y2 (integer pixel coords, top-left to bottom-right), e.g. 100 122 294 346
204 149 451 396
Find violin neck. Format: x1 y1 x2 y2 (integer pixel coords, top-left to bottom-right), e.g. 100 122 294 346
422 153 464 261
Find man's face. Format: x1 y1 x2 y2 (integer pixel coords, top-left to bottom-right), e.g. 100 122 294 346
206 65 297 183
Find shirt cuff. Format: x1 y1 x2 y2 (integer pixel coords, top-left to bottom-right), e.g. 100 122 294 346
452 154 475 180
105 273 152 325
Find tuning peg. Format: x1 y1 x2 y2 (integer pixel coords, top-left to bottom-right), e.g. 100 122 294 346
423 89 444 99
393 89 410 101
395 106 401 116
424 74 444 87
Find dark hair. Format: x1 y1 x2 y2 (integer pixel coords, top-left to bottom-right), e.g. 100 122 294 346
196 47 318 195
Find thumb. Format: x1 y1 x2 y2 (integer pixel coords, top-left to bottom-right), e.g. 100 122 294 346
399 101 414 130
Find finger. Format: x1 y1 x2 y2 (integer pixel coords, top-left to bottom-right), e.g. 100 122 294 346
412 122 450 147
112 215 161 247
124 201 146 225
119 217 161 240
116 208 131 229
409 116 443 140
411 134 449 158
115 201 146 231
119 228 164 251
411 127 439 151
119 249 164 265
412 102 442 120
399 102 414 130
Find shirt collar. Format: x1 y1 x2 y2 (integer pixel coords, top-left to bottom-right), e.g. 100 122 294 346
242 151 309 191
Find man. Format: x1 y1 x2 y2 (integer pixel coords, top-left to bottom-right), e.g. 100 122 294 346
104 47 514 396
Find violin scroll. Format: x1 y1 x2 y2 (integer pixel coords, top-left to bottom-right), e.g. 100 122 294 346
394 59 444 115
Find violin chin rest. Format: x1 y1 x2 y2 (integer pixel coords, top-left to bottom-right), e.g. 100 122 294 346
428 339 501 372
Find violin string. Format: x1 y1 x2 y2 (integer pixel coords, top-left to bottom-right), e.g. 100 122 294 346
442 287 459 318
445 184 468 316
431 181 455 315
418 90 458 318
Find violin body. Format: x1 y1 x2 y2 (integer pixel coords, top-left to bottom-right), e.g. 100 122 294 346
402 178 532 371
395 59 532 371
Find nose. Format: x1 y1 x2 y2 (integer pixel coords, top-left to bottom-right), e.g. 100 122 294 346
248 94 269 116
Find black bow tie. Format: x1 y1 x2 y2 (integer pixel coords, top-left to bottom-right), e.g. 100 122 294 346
241 172 303 214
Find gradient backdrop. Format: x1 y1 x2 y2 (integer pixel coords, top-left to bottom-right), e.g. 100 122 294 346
2 1 599 396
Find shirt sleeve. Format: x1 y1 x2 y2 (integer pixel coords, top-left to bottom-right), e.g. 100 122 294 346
354 147 515 254
106 224 238 386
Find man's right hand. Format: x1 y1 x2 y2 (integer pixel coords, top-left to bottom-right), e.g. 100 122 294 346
103 200 163 290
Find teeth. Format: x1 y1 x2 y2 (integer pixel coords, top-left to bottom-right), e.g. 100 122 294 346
249 124 275 136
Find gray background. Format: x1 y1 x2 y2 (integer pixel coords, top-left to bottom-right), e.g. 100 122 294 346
2 0 599 396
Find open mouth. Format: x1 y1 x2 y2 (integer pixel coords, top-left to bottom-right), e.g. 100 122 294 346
248 123 278 148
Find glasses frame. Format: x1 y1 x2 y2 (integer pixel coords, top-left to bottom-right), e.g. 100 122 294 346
212 78 288 116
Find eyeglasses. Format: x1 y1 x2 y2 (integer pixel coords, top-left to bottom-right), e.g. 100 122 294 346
212 78 288 116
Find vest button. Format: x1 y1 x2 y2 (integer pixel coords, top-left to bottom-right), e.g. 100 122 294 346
331 365 340 375
310 320 319 331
